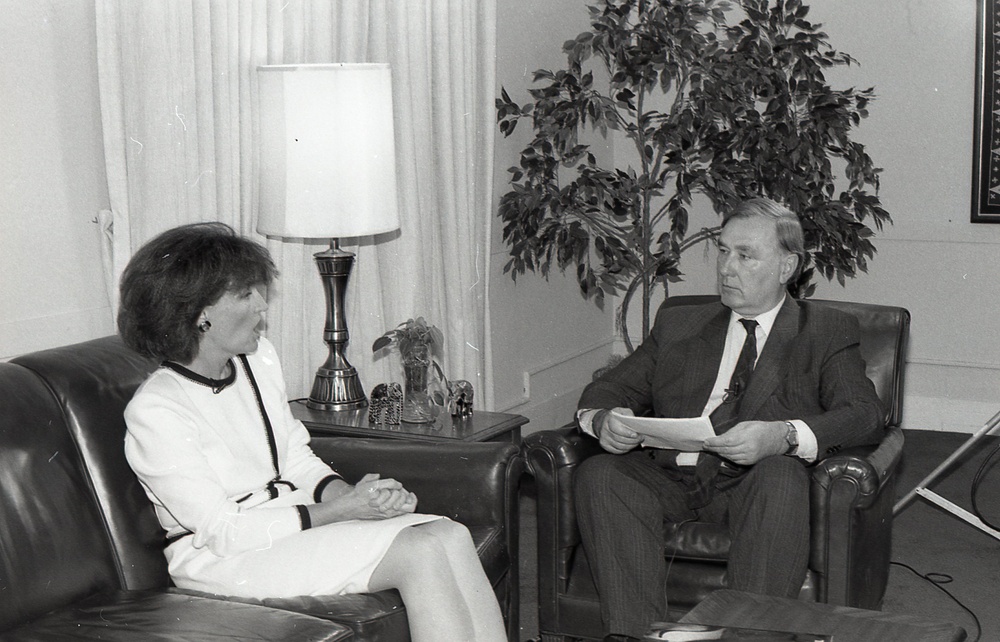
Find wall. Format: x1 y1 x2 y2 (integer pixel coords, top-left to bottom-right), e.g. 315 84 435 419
492 0 615 433
816 1 1000 432
0 0 112 359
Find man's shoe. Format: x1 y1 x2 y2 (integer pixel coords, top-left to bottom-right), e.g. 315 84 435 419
603 635 641 642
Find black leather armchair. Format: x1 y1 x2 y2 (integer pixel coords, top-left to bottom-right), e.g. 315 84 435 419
525 296 910 641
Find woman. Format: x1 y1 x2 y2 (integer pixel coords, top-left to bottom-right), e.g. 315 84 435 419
118 222 506 641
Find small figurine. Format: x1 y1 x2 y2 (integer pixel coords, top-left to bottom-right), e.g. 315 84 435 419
384 382 403 425
447 379 474 418
368 383 403 425
368 383 388 425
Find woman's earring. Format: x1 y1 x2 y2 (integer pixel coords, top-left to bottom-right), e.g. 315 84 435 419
198 320 212 333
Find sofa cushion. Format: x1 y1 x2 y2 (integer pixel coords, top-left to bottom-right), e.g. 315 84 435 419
1 590 352 641
178 588 408 641
663 521 730 561
0 362 122 632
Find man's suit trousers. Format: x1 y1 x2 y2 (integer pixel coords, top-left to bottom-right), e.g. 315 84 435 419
574 450 810 638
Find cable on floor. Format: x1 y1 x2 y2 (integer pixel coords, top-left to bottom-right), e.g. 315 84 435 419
970 435 1000 532
889 561 981 642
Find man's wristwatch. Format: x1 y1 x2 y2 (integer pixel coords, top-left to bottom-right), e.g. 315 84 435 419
784 421 799 456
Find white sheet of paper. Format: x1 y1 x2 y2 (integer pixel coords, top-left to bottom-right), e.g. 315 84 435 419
611 411 716 451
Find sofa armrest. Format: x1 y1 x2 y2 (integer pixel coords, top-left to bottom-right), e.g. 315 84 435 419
309 436 523 529
809 425 904 608
310 436 523 642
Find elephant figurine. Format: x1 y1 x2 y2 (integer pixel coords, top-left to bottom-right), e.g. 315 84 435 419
368 382 403 425
384 382 403 425
447 379 474 418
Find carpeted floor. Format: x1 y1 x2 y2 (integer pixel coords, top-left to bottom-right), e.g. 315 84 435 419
516 428 1000 641
884 429 1000 642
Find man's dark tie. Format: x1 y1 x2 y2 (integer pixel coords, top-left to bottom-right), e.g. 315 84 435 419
685 318 759 510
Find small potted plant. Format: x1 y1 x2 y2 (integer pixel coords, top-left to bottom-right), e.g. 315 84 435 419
372 317 445 423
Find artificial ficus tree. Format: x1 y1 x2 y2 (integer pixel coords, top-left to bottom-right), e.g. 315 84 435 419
497 0 889 350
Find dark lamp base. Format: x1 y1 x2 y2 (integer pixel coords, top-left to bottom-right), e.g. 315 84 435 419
307 365 368 411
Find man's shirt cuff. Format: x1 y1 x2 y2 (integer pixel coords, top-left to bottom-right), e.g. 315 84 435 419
577 408 600 438
791 419 817 462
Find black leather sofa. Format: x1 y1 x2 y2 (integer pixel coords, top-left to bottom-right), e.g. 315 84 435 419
1 335 523 641
525 296 910 641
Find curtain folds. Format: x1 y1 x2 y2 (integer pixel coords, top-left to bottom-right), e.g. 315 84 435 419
95 0 496 407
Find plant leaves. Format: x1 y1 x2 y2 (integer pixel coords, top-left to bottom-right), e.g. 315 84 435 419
495 0 889 329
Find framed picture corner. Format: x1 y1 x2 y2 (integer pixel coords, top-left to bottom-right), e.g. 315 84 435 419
972 0 1000 222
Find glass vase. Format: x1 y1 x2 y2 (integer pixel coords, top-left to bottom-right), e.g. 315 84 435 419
401 345 436 423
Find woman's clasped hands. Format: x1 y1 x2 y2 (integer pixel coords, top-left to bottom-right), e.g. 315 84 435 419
309 472 418 525
352 472 418 519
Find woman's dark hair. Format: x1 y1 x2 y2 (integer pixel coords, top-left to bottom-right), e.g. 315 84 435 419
117 222 277 362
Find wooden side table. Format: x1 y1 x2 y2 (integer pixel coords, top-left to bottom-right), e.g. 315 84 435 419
291 402 528 446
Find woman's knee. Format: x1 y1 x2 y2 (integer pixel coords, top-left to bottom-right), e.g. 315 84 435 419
378 525 450 584
422 518 474 551
394 519 471 562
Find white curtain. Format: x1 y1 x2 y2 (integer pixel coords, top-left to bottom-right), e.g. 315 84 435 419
95 0 496 408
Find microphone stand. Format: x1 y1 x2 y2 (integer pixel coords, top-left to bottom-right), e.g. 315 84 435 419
893 409 1000 541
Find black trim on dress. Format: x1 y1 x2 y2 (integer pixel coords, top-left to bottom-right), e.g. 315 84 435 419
295 505 312 531
161 359 236 394
314 474 342 502
238 354 281 479
165 529 194 546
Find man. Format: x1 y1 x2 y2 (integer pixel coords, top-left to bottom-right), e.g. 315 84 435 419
574 198 885 642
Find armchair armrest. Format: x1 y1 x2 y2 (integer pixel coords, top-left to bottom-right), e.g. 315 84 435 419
525 425 603 615
809 425 904 608
811 425 904 509
309 436 523 528
525 426 603 547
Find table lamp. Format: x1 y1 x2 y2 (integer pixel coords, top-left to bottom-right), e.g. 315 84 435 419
256 63 399 411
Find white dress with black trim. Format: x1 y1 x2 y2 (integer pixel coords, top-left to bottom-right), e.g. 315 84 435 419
124 337 441 598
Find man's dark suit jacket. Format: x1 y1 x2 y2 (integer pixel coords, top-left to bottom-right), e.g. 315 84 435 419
579 297 885 460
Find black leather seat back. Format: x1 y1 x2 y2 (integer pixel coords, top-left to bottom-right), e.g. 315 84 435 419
12 336 166 590
809 299 909 427
0 362 121 630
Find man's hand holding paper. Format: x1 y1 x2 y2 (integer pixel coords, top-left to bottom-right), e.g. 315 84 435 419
609 410 716 452
595 407 644 454
702 420 792 465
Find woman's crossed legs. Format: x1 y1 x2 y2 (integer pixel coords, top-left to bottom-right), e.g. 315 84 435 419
368 518 506 642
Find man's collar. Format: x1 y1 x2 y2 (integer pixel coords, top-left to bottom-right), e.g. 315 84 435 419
730 293 786 335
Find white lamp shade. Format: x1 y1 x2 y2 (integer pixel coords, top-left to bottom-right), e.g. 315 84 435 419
256 63 400 239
